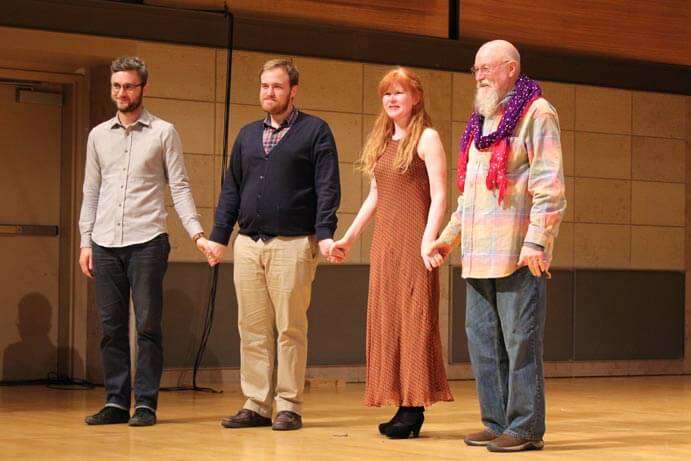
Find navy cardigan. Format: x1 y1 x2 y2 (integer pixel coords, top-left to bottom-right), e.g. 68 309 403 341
210 112 340 244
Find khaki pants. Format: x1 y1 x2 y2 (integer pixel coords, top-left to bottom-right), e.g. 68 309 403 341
233 234 319 417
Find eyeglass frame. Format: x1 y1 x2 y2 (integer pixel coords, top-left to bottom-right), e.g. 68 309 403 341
470 60 512 76
110 82 144 92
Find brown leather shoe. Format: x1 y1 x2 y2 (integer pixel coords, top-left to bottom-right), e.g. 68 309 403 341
464 429 499 446
272 411 302 431
487 434 544 452
221 409 272 428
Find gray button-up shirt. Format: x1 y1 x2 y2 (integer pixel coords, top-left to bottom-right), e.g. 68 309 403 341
79 109 203 248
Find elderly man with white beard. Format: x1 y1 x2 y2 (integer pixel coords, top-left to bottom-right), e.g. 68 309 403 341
427 40 566 452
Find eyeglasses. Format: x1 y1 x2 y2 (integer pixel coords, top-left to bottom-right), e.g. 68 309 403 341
111 83 143 92
470 60 511 76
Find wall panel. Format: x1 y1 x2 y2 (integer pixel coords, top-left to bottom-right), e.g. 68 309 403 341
228 0 449 39
162 263 369 368
459 0 691 66
574 270 684 360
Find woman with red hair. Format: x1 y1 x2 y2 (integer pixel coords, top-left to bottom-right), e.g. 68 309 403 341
331 67 453 438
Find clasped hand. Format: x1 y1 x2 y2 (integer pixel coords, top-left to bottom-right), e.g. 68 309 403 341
325 238 452 270
196 237 346 266
422 240 452 271
196 237 225 266
327 238 350 263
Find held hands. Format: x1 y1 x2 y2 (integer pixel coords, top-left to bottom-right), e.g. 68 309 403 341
196 237 226 266
195 237 344 266
328 238 351 264
422 240 452 271
517 245 551 278
318 238 342 263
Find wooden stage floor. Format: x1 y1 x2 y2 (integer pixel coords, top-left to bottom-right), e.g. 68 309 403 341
1 375 690 460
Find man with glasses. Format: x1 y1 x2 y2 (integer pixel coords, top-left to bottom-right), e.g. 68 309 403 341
79 56 209 426
427 40 566 451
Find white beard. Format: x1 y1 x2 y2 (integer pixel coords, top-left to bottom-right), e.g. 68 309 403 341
474 86 501 118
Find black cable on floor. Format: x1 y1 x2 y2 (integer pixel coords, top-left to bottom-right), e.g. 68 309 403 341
161 4 233 394
161 263 222 394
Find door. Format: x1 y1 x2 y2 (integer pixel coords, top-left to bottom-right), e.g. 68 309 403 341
0 82 62 381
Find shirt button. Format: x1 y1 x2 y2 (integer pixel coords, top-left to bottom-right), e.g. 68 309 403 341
117 223 121 226
118 204 122 207
260 176 264 180
257 194 262 198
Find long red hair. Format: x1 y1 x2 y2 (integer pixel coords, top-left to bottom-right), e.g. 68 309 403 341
359 67 432 176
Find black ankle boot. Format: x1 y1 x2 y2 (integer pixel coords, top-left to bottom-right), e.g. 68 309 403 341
378 407 404 435
384 407 424 439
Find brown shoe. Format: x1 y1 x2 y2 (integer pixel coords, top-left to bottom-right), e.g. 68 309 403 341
487 434 544 452
464 429 499 446
272 411 302 431
221 409 272 428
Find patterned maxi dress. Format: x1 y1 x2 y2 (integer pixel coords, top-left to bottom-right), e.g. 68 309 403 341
364 139 454 407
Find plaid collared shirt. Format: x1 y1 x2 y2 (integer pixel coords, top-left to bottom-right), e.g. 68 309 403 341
262 108 299 155
439 96 567 279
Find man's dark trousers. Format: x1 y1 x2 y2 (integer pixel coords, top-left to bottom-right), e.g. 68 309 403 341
92 233 170 411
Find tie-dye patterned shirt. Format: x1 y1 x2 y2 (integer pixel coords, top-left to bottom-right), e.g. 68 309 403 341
439 96 566 279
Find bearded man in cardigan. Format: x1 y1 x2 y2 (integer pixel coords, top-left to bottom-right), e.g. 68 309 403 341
427 40 566 452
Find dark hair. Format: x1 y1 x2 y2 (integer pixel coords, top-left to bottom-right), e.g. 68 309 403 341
111 56 148 85
260 59 299 86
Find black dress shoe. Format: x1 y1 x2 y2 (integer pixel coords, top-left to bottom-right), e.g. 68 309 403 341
85 406 130 425
272 411 302 431
378 407 403 435
221 409 272 428
384 408 424 439
129 407 157 426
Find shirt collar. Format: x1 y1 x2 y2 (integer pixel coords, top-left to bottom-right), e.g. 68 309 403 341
485 89 516 121
109 108 153 129
263 107 299 130
500 88 516 107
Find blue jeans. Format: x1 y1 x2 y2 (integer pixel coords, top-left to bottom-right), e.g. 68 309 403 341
92 234 170 411
465 266 547 440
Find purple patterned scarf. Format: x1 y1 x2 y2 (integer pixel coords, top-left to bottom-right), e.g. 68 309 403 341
456 74 542 203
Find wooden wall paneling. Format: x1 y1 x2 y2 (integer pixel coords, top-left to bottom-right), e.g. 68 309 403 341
574 270 685 360
459 0 691 66
162 264 370 369
2 2 689 94
228 0 449 38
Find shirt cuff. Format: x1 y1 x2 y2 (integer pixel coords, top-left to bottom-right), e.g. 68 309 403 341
524 224 551 249
182 219 204 239
438 220 461 248
522 241 544 251
315 226 334 241
524 225 555 261
209 226 233 245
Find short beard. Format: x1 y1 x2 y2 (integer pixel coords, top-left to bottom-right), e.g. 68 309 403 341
263 97 291 115
474 86 500 118
117 96 142 114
